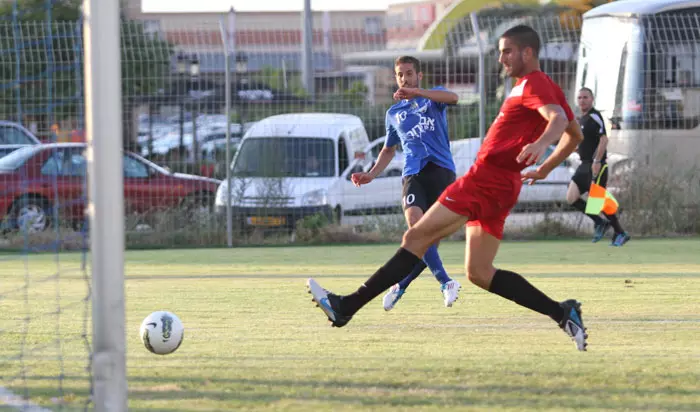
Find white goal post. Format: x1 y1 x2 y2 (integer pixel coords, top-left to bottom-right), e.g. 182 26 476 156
83 0 127 410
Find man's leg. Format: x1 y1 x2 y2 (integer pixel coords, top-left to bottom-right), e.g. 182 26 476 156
567 180 605 226
307 202 468 326
398 206 443 290
567 180 609 242
606 213 630 246
597 169 630 247
383 177 458 310
464 224 588 351
398 207 453 287
426 240 461 307
604 212 625 235
382 206 428 311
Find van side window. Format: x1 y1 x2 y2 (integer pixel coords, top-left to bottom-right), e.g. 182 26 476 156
338 136 349 174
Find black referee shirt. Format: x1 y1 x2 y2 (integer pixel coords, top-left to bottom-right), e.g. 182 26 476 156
577 108 607 163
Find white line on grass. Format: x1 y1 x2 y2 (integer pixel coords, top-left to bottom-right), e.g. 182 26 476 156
0 386 52 412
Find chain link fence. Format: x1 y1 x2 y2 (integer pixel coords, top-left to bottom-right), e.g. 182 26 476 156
0 2 698 250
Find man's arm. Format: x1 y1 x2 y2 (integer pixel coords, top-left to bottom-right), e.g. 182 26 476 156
414 88 459 105
536 119 584 176
535 104 569 146
593 134 609 163
367 145 397 179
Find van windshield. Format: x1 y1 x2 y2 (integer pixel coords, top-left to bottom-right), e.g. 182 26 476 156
579 12 700 130
232 137 336 177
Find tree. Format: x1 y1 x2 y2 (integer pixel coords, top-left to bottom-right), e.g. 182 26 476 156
0 0 173 145
119 17 174 149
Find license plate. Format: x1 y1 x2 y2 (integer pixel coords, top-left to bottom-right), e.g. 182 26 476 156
247 216 286 226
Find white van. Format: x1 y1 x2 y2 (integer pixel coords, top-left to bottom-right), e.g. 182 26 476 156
214 113 403 229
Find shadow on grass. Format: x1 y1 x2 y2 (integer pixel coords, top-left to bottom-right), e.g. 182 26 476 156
13 373 700 411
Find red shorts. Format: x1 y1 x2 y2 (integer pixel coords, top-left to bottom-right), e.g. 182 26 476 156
438 162 522 239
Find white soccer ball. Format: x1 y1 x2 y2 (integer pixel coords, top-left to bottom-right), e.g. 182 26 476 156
139 311 184 355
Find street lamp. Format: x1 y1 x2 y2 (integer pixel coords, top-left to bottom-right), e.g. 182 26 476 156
189 55 201 174
175 53 187 75
148 88 165 159
190 55 200 77
234 52 248 127
235 52 248 74
176 52 188 163
176 52 200 171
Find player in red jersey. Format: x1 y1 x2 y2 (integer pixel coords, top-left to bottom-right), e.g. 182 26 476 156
307 25 588 351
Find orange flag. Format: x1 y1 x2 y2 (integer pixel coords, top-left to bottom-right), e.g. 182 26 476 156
585 165 619 215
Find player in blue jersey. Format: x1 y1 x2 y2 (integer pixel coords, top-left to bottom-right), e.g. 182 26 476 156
351 55 462 311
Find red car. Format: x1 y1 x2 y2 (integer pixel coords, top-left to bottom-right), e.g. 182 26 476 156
0 143 221 233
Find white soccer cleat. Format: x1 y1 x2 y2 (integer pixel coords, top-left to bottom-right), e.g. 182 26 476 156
382 283 406 311
306 278 353 327
441 279 461 307
559 299 588 351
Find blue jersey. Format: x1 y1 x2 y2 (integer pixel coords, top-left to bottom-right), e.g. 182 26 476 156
385 86 456 177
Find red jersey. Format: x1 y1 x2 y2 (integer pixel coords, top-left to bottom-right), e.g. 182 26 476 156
476 71 574 172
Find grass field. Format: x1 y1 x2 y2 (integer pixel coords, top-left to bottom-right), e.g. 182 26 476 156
1 238 699 411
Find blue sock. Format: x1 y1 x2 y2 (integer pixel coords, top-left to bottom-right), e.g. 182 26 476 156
398 261 426 290
423 244 451 284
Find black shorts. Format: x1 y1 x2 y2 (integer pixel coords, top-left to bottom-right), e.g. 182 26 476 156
402 162 456 212
572 161 608 194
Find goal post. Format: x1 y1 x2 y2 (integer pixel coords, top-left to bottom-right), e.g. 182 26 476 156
83 0 127 410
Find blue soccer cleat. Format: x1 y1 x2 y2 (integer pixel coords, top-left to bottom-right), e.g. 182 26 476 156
611 232 631 247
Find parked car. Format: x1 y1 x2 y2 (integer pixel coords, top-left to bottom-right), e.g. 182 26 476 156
368 136 575 208
0 143 221 233
365 136 575 212
366 135 405 178
139 124 244 158
198 138 241 179
451 138 576 210
0 121 42 159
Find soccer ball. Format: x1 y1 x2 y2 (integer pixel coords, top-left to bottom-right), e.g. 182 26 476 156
139 311 184 355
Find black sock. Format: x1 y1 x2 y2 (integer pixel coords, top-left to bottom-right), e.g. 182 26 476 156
488 269 565 323
604 213 624 234
340 248 421 315
571 199 604 225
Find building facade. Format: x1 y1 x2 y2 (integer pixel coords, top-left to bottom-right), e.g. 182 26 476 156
124 0 386 75
385 0 457 50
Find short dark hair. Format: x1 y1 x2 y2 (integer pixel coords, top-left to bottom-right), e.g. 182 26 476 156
394 55 421 73
579 87 594 97
501 25 541 56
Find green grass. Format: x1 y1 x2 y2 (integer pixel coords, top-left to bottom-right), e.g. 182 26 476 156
1 238 699 411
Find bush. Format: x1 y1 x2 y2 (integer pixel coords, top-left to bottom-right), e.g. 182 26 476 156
355 214 406 242
294 213 387 244
294 213 330 243
503 215 589 241
612 160 700 236
1 230 87 252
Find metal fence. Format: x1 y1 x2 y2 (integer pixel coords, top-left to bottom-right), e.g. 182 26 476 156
0 4 698 250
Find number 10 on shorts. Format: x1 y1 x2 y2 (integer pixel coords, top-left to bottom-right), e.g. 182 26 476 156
403 193 415 207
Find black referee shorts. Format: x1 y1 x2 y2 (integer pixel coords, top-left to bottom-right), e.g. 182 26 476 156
401 162 456 212
572 161 608 195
